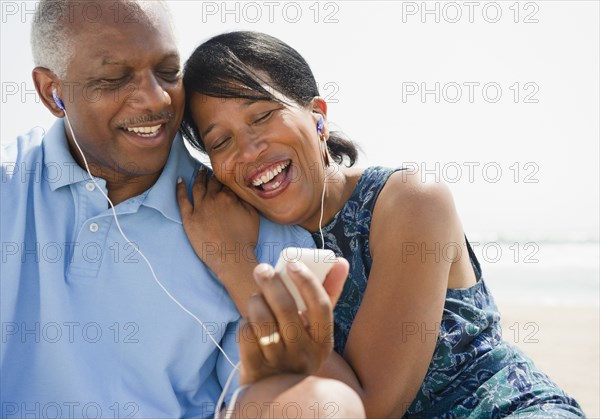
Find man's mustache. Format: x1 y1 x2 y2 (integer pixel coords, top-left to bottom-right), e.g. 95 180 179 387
116 111 175 128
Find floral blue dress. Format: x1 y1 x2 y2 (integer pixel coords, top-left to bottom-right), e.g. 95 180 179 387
312 166 584 418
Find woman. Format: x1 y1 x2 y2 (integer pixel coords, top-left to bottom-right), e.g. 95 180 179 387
177 31 583 418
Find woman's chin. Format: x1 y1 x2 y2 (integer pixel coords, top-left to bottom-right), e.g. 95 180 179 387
258 207 304 227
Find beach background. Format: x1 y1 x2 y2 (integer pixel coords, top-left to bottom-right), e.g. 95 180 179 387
473 241 599 417
2 1 598 416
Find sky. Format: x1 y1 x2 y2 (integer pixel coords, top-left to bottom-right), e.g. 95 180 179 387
1 0 599 241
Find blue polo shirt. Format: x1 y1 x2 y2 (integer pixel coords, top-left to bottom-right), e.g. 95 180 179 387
0 120 313 418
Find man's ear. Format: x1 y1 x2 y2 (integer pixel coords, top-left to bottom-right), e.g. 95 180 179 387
32 67 65 117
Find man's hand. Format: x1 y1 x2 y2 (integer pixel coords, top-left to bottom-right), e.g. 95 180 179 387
238 257 349 385
177 166 260 278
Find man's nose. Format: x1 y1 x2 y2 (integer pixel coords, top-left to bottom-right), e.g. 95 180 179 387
124 72 173 111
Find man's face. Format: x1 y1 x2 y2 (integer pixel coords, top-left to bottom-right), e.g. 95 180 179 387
59 6 184 181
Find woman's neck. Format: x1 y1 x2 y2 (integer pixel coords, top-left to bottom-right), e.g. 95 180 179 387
300 165 363 233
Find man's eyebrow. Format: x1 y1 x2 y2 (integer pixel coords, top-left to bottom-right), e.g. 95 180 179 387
100 53 181 66
158 52 181 64
101 57 128 66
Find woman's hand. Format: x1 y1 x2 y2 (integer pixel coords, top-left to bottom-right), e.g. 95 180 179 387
177 167 261 314
238 257 349 385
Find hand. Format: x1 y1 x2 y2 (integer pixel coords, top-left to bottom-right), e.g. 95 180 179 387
238 257 349 385
177 166 260 279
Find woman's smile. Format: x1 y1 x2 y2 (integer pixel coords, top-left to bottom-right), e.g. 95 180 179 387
246 159 295 198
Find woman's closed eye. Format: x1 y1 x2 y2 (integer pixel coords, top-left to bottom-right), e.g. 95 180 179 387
252 109 277 125
210 136 232 152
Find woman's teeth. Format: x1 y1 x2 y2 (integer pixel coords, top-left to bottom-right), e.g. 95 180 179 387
125 124 161 136
252 160 290 187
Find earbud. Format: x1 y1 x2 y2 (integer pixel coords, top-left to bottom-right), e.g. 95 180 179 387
316 114 324 134
52 89 65 111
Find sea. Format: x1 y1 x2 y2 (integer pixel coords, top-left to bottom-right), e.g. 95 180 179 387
467 236 599 308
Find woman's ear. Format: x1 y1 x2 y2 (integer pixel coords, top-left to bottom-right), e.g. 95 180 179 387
311 97 331 166
311 97 328 139
32 67 65 118
311 96 328 120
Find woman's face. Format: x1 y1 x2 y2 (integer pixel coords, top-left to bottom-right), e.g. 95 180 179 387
189 91 327 228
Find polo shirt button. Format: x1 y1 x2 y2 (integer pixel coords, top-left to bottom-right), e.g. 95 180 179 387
89 222 99 233
85 182 95 192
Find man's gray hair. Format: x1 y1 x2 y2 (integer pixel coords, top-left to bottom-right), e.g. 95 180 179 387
31 0 173 79
31 0 74 78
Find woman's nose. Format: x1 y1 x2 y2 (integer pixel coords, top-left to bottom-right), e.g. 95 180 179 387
236 130 268 161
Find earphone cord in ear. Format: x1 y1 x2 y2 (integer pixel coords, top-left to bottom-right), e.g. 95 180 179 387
318 140 327 250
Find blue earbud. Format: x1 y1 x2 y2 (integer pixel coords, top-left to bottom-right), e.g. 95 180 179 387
316 115 324 133
52 89 65 111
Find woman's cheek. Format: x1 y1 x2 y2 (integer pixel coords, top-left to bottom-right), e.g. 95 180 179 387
210 157 226 180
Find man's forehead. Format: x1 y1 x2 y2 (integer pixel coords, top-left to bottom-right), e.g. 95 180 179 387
65 3 178 62
60 33 179 82
66 1 171 34
71 44 180 73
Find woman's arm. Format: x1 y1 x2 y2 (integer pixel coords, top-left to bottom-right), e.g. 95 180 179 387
316 170 473 418
178 166 472 417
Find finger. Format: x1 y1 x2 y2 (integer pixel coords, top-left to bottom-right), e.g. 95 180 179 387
246 292 282 360
220 184 238 197
230 188 259 215
253 264 304 343
321 257 349 307
288 260 334 344
218 184 255 217
176 177 192 218
192 166 208 204
219 184 241 202
206 172 224 195
238 319 263 385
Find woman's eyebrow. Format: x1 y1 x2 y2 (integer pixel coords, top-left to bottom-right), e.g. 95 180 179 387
200 100 262 138
201 123 217 139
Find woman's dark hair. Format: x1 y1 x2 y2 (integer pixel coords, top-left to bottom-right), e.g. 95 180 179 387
181 31 358 166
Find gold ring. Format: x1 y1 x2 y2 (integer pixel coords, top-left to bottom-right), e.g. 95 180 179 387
258 331 281 347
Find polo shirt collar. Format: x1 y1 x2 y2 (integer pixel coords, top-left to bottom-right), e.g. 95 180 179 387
43 119 91 191
43 119 198 224
141 133 196 224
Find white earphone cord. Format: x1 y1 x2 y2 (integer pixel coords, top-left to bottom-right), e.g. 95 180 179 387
62 111 240 417
62 106 329 415
318 138 327 250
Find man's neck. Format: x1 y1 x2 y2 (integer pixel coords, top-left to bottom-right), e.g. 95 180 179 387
65 138 163 206
105 172 162 206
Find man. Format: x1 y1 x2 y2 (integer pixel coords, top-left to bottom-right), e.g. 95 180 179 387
1 1 363 417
